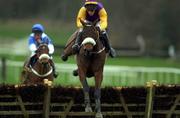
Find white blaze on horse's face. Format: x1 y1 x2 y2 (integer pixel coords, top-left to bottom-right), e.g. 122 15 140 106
82 37 96 51
39 54 50 63
82 37 96 46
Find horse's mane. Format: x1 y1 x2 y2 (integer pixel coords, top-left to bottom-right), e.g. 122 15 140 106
81 24 99 42
38 43 48 48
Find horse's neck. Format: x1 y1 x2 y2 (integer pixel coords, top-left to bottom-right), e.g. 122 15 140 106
95 39 103 50
63 38 76 56
34 61 50 74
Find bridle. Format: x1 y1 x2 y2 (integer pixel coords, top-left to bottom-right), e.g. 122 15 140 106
30 44 53 77
80 24 105 55
30 65 53 77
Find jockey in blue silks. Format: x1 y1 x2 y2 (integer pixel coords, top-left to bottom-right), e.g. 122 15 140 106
25 23 58 78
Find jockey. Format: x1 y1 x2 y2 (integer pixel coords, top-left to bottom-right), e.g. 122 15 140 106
72 0 116 58
25 23 58 78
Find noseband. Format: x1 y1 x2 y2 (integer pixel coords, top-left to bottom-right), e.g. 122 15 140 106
30 44 53 77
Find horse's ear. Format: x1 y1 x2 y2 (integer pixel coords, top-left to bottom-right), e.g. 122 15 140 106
80 18 86 26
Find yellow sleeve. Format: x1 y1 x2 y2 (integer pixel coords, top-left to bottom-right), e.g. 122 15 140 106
99 8 108 30
76 7 86 28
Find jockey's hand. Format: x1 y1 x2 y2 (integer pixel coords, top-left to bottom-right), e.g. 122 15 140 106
84 20 91 24
36 39 42 45
95 26 101 33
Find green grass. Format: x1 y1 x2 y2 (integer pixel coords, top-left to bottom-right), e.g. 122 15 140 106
0 20 29 39
1 55 180 86
0 19 76 45
105 57 180 68
3 54 180 68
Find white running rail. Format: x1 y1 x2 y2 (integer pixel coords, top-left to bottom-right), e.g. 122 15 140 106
1 60 180 86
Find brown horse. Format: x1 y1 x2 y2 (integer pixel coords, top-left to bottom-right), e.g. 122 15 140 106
61 19 106 118
21 44 54 84
61 30 78 61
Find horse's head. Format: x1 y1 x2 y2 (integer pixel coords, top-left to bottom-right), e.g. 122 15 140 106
80 19 99 54
36 44 50 64
23 43 53 84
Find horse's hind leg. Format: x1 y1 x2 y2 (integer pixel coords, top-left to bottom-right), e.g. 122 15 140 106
81 78 92 112
94 71 103 118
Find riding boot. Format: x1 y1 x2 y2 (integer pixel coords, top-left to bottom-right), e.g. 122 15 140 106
49 60 58 78
72 31 82 53
101 32 116 58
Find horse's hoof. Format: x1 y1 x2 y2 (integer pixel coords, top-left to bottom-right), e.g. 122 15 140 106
95 112 103 118
73 69 78 76
53 72 59 78
61 55 68 61
85 106 92 112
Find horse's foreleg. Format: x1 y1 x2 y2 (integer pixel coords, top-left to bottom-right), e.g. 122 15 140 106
79 73 92 112
94 71 103 118
82 79 92 112
61 53 68 61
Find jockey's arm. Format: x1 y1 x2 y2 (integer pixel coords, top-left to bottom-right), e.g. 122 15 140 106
76 7 86 28
28 37 37 53
48 44 54 55
46 37 54 55
98 8 108 31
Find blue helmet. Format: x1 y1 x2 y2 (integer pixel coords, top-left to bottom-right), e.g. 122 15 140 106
32 24 44 33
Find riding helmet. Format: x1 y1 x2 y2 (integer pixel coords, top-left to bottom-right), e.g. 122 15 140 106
84 0 98 11
32 24 44 33
85 0 98 5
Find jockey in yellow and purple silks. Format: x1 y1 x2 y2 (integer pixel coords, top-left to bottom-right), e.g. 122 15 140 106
72 0 116 58
25 24 58 78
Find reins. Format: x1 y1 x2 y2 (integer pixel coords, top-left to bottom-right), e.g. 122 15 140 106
30 65 53 78
64 38 75 49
